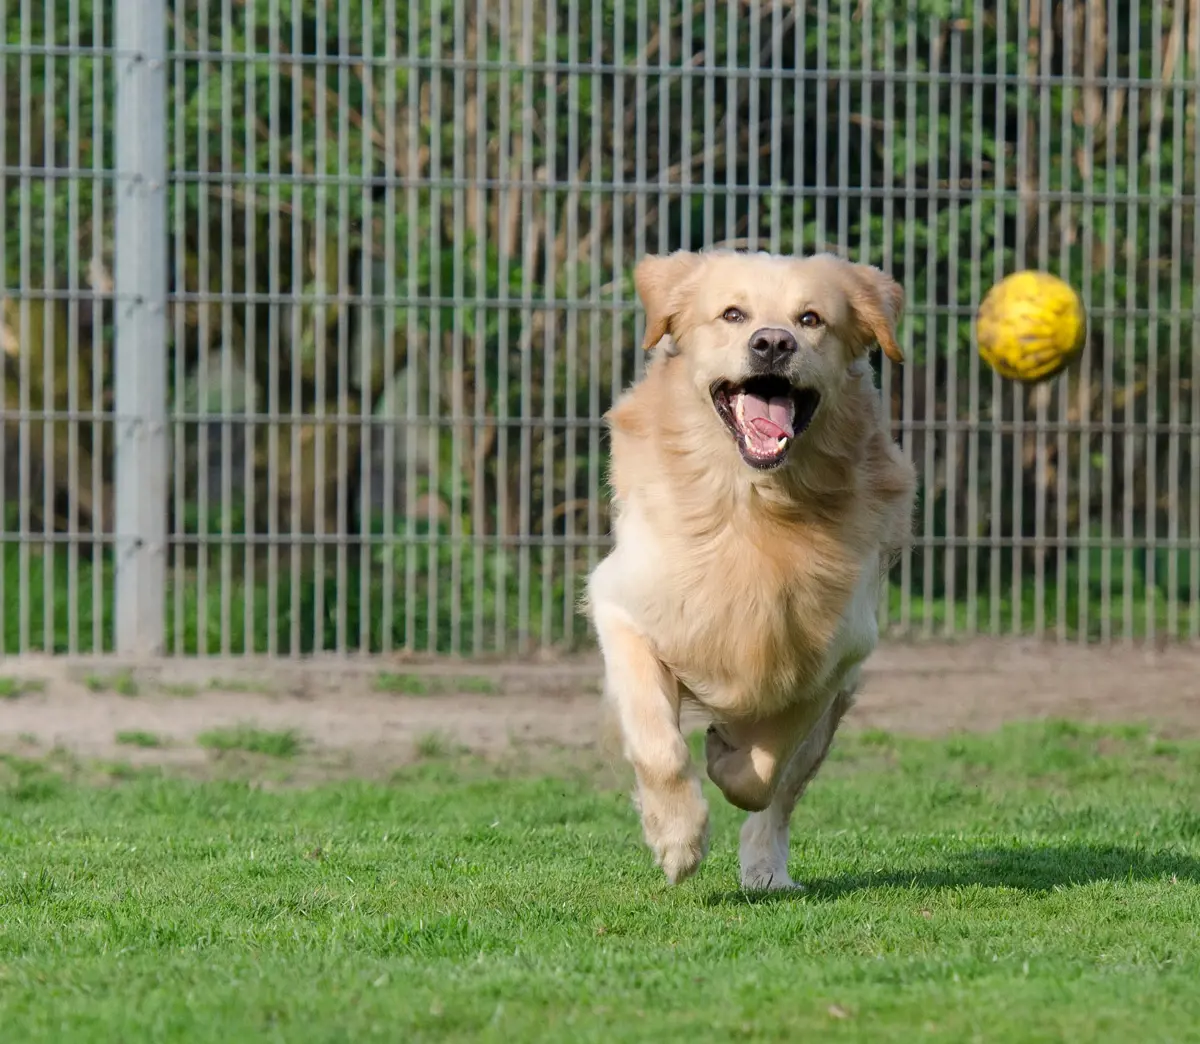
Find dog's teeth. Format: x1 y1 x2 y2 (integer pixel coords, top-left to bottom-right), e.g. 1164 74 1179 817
777 436 789 449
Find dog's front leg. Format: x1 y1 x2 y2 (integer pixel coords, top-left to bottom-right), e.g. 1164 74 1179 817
593 603 709 884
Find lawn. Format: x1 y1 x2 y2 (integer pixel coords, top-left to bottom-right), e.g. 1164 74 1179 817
2 720 1200 1042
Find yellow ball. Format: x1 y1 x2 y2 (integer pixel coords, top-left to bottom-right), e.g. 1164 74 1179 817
975 270 1087 384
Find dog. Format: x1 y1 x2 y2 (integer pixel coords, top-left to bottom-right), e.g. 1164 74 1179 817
584 249 916 889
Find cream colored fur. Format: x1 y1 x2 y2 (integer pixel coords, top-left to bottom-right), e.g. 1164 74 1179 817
584 249 916 888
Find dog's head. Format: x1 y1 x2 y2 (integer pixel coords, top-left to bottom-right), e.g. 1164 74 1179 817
634 250 904 471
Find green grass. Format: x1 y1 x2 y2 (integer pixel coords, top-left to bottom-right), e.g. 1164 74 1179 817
3 721 1200 1041
374 671 432 695
374 672 500 696
196 725 303 758
206 677 274 695
412 730 464 760
114 730 165 749
83 670 138 697
0 676 44 700
159 683 200 698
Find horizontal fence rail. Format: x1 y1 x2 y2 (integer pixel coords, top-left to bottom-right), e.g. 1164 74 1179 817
1 0 1199 656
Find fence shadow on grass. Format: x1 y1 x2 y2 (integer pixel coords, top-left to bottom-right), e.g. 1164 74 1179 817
706 842 1200 906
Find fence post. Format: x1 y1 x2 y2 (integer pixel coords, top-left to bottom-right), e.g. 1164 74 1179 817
113 0 168 656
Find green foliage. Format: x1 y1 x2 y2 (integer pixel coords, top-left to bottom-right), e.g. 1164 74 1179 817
196 724 302 757
115 730 164 748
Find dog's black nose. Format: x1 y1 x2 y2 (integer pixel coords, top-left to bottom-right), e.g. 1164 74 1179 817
748 327 799 369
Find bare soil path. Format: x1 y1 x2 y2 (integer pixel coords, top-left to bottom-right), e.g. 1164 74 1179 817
3 640 1199 778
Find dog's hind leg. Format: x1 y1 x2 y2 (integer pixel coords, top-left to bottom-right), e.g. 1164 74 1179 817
591 601 710 885
737 683 857 891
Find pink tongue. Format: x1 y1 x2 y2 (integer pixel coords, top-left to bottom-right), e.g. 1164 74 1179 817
741 392 794 439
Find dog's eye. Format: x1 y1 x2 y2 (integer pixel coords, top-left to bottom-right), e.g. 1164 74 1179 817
721 306 746 323
799 310 823 328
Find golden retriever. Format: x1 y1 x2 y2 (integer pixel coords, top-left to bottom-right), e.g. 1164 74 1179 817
584 249 916 889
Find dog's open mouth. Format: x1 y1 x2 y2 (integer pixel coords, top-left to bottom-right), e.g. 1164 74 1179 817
711 377 821 469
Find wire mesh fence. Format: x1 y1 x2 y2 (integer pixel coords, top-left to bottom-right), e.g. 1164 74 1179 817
1 0 1198 657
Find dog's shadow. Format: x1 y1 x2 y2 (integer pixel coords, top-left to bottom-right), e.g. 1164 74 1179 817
705 842 1200 906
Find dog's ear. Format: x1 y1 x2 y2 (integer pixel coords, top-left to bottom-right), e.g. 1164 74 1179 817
848 264 905 364
634 251 702 351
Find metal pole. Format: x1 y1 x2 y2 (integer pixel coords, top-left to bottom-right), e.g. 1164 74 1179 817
114 0 168 656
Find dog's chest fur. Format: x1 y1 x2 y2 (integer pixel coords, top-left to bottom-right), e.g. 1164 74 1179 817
599 492 881 720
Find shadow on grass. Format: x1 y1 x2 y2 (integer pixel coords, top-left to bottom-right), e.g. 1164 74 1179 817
706 842 1200 906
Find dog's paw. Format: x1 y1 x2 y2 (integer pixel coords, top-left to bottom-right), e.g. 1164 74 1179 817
740 862 803 892
705 726 772 812
638 781 710 884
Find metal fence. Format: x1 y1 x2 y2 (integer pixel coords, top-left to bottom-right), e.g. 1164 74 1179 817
2 0 1198 658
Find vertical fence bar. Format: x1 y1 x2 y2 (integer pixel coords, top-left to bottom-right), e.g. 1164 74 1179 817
449 0 466 656
1099 0 1117 644
195 0 210 655
1165 0 1184 640
724 2 738 245
1011 0 1029 638
334 0 352 658
266 0 282 656
702 0 714 246
169 0 183 655
813 0 827 249
41 0 57 653
1146 0 1164 644
1192 0 1200 641
563 0 581 646
472 0 489 652
114 0 168 657
359 0 376 656
516 0 534 653
878 12 895 633
404 0 422 654
311 0 328 655
171 0 188 655
541 0 559 649
768 0 783 255
834 0 848 255
585 0 602 602
1122 2 1140 642
1057 0 1074 642
91 0 108 653
288 0 305 657
1078 0 1097 642
899 15 916 633
944 10 962 639
921 14 939 637
746 0 761 251
243 0 259 655
426 0 445 654
493 0 512 653
381 0 397 656
17 0 32 654
858 0 871 272
1192 2 1200 640
219 0 235 657
1032 0 1051 641
66 0 81 654
966 1 984 637
0 0 8 657
989 2 1007 637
